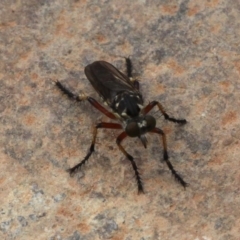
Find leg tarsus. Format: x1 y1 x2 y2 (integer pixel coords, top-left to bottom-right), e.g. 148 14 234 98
127 154 144 194
152 128 187 188
55 81 85 102
117 132 144 193
142 101 187 125
67 123 122 176
67 144 94 176
163 113 187 124
163 150 188 188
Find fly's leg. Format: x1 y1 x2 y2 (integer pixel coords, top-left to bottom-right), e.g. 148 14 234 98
152 128 188 188
125 57 139 90
142 100 187 124
55 81 117 120
67 122 122 175
116 132 144 193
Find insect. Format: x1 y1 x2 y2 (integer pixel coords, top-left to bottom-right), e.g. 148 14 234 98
56 58 187 193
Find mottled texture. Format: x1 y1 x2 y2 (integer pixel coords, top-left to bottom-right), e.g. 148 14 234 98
0 0 240 239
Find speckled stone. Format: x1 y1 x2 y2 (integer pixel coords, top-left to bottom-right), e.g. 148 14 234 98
0 0 240 239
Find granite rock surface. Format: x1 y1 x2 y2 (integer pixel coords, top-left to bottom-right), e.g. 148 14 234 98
0 0 240 239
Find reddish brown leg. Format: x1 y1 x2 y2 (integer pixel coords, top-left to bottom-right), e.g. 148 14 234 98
56 81 117 120
87 97 117 119
151 128 187 188
142 101 187 124
67 122 122 175
116 132 144 193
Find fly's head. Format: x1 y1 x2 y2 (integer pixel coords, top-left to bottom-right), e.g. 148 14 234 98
125 115 156 148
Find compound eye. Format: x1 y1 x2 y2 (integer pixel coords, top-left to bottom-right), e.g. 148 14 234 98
125 122 140 137
145 115 156 131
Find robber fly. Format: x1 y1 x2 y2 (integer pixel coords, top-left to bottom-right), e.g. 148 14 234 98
55 58 187 193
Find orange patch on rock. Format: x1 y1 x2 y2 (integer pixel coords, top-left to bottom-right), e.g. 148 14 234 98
55 23 65 35
193 193 204 202
56 23 73 38
55 11 73 38
112 236 126 240
210 24 221 34
20 51 32 61
145 63 164 78
234 60 240 75
37 40 53 49
31 73 38 80
76 223 90 233
161 5 178 15
19 96 30 106
219 81 230 92
190 60 202 67
192 38 200 45
155 84 165 94
95 33 109 44
0 177 5 185
187 6 201 16
118 41 132 53
24 114 36 125
0 21 16 29
56 207 74 218
194 102 206 115
208 155 223 166
222 111 237 125
167 59 185 75
206 0 219 8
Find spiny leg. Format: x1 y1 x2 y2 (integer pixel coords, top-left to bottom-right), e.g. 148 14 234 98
125 57 140 90
56 81 83 102
116 132 144 193
125 57 133 79
142 100 187 124
55 81 117 120
152 128 187 188
68 122 122 175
